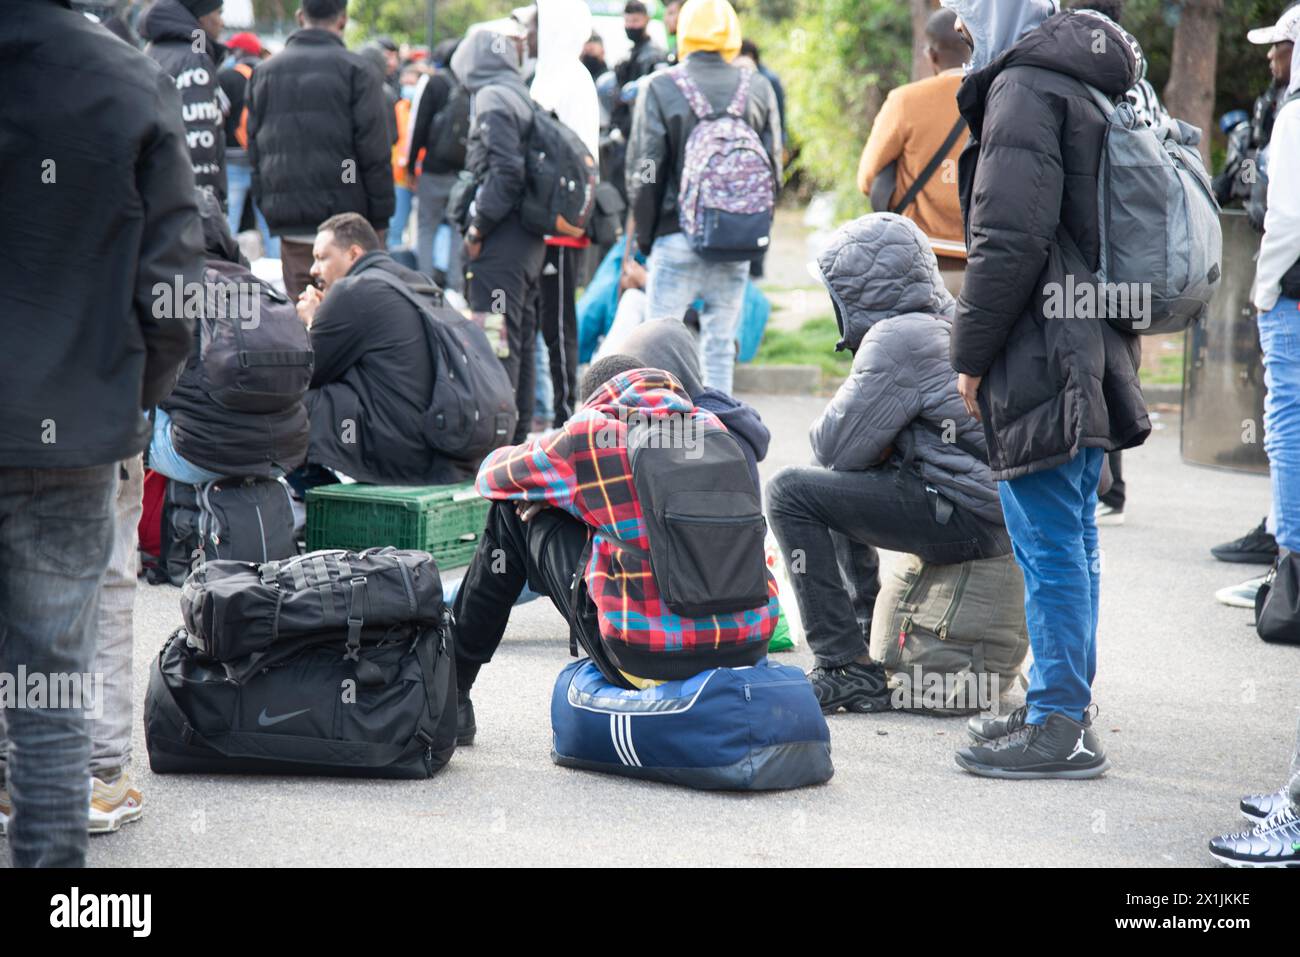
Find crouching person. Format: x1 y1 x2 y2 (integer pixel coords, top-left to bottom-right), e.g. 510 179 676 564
451 357 780 745
766 213 1011 714
294 212 478 489
152 190 310 485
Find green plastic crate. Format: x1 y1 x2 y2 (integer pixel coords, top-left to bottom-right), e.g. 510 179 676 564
305 482 489 570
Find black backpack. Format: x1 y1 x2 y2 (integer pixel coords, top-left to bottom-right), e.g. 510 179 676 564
364 271 517 461
504 88 598 239
617 418 769 617
197 260 314 414
155 476 297 587
427 77 471 171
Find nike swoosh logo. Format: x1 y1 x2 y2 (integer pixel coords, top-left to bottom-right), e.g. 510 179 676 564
257 707 310 727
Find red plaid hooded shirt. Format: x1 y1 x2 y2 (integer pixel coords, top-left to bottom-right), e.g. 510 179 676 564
475 368 779 671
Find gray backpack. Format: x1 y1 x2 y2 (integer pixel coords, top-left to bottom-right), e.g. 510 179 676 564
869 553 1028 714
1086 84 1222 335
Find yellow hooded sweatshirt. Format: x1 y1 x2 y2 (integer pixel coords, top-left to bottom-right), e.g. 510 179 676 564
676 0 742 62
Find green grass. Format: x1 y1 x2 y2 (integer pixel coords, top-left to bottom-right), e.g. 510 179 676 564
1138 332 1186 387
753 315 852 381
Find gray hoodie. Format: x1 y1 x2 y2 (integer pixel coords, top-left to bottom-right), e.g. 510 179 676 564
941 0 1058 72
810 213 1003 525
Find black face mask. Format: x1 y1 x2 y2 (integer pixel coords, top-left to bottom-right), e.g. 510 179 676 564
581 53 606 78
625 25 647 44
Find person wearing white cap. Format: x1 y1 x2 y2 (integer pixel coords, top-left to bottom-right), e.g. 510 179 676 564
1205 3 1300 870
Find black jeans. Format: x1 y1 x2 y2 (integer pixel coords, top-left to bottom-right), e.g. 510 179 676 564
540 244 579 426
451 502 631 691
467 214 547 443
1099 450 1125 510
766 463 1012 670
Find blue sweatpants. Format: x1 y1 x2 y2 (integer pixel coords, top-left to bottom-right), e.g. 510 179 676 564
998 447 1104 726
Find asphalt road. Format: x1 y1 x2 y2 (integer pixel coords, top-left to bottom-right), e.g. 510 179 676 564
46 396 1295 867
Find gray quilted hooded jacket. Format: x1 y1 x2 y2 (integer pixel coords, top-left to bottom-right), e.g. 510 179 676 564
810 213 1003 526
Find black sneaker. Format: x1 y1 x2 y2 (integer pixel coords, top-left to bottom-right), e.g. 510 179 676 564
1241 786 1293 824
1211 518 1278 564
967 704 1028 744
955 711 1110 779
1208 804 1300 868
456 692 476 747
807 661 892 714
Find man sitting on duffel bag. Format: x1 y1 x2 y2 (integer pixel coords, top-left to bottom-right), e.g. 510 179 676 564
765 213 1013 715
451 354 780 745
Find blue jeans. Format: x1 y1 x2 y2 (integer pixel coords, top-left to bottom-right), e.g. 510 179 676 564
0 465 117 867
225 155 278 259
998 447 1103 726
644 232 749 394
149 409 223 485
388 185 414 249
1259 298 1300 552
417 171 463 292
533 331 554 425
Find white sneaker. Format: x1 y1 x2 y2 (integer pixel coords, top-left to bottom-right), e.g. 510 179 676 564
0 785 9 837
1215 576 1267 609
1095 503 1125 526
89 771 143 834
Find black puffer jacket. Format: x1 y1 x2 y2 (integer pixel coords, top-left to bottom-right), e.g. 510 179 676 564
306 252 477 485
952 11 1151 480
247 28 395 236
159 192 311 477
1 0 199 468
140 0 227 204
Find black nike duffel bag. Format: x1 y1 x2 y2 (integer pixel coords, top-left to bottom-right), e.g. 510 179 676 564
180 547 444 663
144 620 458 779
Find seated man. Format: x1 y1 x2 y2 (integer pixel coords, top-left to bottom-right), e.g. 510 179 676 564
766 213 1011 714
153 190 309 484
294 212 476 488
451 356 780 745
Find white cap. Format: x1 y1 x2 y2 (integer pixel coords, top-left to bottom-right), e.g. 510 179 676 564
1248 4 1300 45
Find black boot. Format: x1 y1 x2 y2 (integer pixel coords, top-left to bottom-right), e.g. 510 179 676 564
955 711 1110 780
456 691 476 747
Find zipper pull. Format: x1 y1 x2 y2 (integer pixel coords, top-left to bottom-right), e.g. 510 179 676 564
743 684 751 702
898 617 911 650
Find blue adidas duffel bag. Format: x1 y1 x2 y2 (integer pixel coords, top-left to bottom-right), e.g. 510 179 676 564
551 658 833 790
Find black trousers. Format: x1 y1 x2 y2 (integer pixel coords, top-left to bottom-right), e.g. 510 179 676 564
451 502 631 691
467 215 546 443
539 244 580 426
1099 450 1125 509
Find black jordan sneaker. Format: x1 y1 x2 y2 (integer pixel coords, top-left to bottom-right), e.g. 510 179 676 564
955 711 1110 779
456 691 476 747
807 661 892 715
967 704 1028 743
1241 786 1293 824
1211 518 1278 564
1209 804 1300 868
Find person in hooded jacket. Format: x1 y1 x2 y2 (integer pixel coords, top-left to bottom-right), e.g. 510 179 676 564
407 38 467 290
626 0 781 396
532 0 602 426
140 0 229 206
294 212 477 488
152 189 310 484
246 0 395 302
452 27 548 443
764 214 1011 715
941 1 1151 780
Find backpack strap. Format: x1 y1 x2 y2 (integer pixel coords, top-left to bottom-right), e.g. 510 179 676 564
890 115 967 217
669 65 715 121
725 67 754 119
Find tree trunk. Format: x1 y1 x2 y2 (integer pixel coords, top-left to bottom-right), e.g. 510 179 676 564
1163 0 1222 164
910 0 940 81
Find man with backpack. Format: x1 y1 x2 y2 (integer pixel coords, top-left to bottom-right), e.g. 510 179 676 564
942 1 1156 779
450 356 779 745
626 0 781 395
217 31 277 258
408 38 469 291
247 0 395 302
0 0 199 865
295 213 482 488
